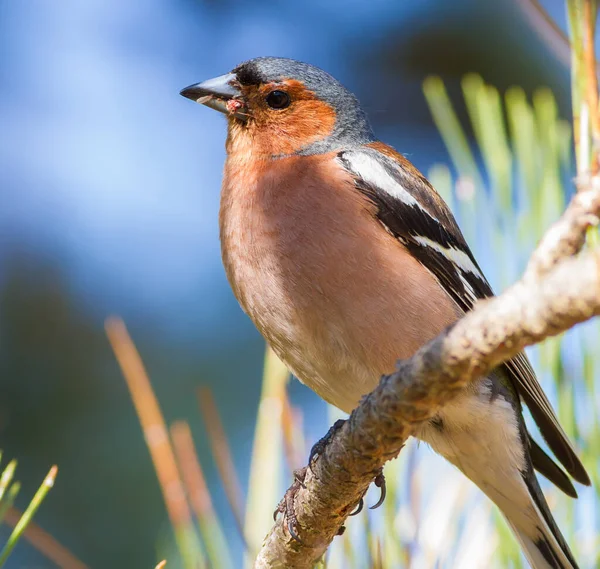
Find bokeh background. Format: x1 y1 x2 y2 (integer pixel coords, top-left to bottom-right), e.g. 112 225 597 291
0 0 592 567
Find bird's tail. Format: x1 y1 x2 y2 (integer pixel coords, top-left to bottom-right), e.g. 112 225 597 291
503 474 579 569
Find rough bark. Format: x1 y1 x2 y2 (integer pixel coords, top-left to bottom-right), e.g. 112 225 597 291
254 182 600 569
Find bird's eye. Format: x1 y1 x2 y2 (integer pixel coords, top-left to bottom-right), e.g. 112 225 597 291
266 90 290 109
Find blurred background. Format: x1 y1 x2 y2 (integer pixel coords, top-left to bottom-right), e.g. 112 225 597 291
0 0 596 567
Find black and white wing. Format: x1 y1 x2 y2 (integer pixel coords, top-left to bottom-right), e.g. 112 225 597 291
338 145 590 488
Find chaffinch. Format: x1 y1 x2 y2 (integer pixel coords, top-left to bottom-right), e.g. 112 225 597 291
181 57 589 569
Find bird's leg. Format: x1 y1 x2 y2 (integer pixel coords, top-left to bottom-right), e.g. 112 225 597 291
274 420 388 541
273 417 345 542
273 466 307 543
273 419 345 542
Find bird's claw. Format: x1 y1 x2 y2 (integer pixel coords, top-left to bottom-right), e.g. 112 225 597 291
273 466 307 543
349 497 364 516
369 469 386 510
348 468 385 518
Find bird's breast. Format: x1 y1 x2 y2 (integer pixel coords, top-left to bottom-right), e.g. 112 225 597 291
219 152 460 412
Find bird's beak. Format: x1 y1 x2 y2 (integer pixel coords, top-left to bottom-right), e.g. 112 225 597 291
180 73 247 120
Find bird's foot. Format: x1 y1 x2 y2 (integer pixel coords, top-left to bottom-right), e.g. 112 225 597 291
273 466 307 543
347 467 386 519
277 420 387 540
309 418 386 521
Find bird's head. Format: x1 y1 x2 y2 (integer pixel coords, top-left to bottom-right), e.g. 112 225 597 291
181 57 374 157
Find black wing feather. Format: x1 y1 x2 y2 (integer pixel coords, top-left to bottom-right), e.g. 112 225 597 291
529 437 577 498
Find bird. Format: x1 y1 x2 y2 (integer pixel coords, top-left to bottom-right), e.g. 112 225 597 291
180 57 590 569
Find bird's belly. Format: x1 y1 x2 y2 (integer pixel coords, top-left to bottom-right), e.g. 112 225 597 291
222 243 383 412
